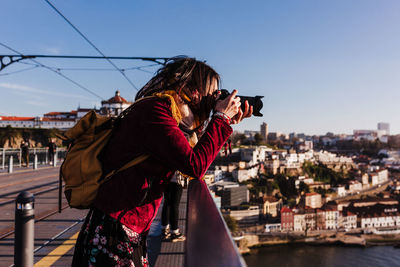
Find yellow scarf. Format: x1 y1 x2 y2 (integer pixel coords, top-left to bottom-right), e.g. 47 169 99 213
153 90 182 125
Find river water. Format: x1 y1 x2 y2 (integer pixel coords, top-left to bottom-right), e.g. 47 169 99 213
243 245 400 267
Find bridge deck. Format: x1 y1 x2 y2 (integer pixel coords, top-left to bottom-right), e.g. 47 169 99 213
148 190 187 267
0 167 187 267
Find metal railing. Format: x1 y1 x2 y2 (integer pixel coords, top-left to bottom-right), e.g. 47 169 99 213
0 147 67 170
186 179 247 267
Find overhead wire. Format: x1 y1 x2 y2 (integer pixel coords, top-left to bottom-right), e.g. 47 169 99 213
0 65 39 76
18 61 158 73
0 42 104 100
44 0 139 91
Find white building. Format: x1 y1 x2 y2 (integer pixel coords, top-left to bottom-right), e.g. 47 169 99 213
0 116 36 128
353 130 378 141
0 91 131 130
354 127 388 143
369 169 389 186
333 186 347 197
361 213 400 228
293 213 306 232
223 206 260 223
206 168 224 182
377 122 390 136
0 116 76 130
232 169 252 183
100 90 132 117
265 223 281 233
314 151 353 165
377 169 389 184
370 173 379 186
305 193 322 209
240 146 270 164
340 211 357 230
325 209 339 230
348 180 362 193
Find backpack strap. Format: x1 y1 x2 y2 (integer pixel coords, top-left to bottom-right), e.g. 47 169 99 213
100 154 150 184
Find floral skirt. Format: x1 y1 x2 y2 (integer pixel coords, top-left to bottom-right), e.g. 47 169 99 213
72 208 148 267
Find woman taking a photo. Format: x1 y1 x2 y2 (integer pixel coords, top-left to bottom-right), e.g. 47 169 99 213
72 57 252 267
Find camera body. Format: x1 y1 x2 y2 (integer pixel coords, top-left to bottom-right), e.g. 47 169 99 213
218 89 264 117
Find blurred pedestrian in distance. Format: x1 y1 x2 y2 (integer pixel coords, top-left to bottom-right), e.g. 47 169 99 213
47 138 57 165
72 56 252 267
224 142 228 156
228 139 232 154
223 139 232 157
20 140 29 167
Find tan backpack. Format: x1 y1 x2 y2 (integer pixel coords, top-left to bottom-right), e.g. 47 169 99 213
58 105 149 210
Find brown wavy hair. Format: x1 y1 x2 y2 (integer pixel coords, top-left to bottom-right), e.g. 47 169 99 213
135 56 220 123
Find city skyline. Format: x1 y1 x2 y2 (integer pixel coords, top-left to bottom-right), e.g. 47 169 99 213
1 1 400 135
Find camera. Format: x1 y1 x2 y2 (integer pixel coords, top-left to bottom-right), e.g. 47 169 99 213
218 89 264 117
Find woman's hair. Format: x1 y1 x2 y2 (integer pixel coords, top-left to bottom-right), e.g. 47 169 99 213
135 57 220 122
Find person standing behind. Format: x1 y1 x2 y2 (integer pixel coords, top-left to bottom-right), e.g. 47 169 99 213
161 172 186 242
161 116 196 242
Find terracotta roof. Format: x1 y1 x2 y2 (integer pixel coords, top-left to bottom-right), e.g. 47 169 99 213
263 196 279 203
305 192 320 196
101 90 131 104
344 211 356 216
281 207 292 213
44 112 64 116
0 116 35 121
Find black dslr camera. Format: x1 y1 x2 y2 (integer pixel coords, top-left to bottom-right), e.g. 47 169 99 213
218 89 264 117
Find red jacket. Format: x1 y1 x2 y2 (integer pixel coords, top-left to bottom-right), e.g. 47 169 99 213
94 97 232 235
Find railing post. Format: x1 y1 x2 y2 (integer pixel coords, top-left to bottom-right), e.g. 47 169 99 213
8 156 13 173
1 148 4 170
19 148 22 168
45 150 48 165
33 148 36 167
53 152 57 167
14 191 35 267
33 154 38 170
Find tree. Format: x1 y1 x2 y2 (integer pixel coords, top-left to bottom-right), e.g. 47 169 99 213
254 133 265 145
315 187 327 197
299 181 310 194
223 215 238 233
231 132 246 146
276 174 297 198
303 162 345 187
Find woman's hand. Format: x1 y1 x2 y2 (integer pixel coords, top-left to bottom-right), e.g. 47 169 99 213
214 90 253 124
231 98 253 124
214 90 241 119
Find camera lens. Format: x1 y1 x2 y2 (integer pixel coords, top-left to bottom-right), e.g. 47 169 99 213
217 89 264 117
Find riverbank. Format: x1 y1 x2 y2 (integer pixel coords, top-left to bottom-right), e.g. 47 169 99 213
236 231 400 254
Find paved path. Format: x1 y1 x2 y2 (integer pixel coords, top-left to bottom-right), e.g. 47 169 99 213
0 167 187 267
148 190 187 267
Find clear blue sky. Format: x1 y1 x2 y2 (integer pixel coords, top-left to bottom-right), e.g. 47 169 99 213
1 0 399 135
